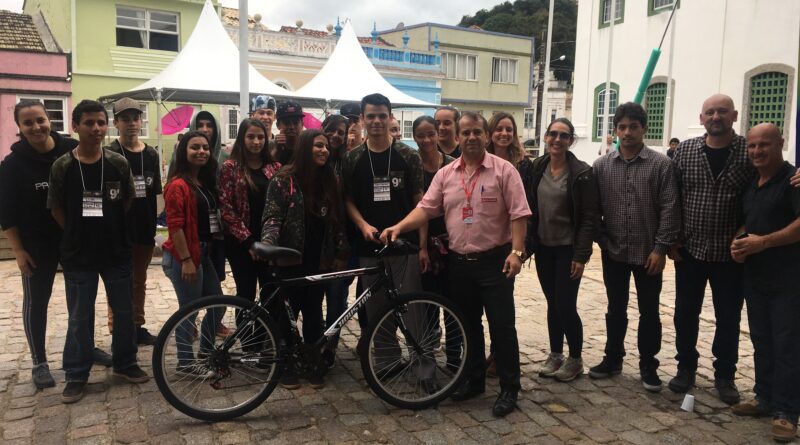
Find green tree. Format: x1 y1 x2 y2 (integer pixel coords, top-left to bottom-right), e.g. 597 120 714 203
459 0 577 81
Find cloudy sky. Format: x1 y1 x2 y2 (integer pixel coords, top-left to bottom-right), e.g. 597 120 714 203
0 0 489 34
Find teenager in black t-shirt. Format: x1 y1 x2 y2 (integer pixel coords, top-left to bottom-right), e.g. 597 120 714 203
105 97 162 345
47 100 149 404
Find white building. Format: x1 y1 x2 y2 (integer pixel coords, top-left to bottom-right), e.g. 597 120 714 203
570 0 798 163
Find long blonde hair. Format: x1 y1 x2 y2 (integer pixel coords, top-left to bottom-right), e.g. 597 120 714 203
487 112 526 165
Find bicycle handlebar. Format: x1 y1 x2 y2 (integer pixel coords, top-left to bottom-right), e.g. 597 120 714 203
372 232 419 256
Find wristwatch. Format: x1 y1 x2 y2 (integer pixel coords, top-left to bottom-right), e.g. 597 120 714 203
511 249 525 259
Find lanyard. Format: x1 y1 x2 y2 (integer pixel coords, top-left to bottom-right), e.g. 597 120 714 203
366 141 392 178
460 166 481 209
192 183 216 210
75 149 103 192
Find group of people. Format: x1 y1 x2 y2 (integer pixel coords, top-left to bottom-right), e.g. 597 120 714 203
1 90 799 441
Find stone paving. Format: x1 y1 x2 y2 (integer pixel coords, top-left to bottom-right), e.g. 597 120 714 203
0 247 789 444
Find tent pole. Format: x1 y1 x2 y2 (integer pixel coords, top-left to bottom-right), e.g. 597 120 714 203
156 88 164 180
239 0 249 119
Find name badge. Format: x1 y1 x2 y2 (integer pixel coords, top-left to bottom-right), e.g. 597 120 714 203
209 212 221 234
373 176 391 202
133 175 147 198
82 191 103 217
462 206 474 224
481 196 497 203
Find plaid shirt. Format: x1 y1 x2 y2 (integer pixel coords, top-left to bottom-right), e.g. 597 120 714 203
593 146 680 265
673 134 754 262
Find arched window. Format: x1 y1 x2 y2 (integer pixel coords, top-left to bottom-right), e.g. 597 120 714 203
742 64 794 138
593 82 619 142
644 82 667 141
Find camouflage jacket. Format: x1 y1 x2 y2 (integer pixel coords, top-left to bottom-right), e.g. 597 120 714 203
260 174 349 269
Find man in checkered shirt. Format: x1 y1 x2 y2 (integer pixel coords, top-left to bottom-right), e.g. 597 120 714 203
668 94 754 404
589 102 680 393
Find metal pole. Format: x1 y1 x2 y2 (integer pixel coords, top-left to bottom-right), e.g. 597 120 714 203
602 0 617 147
238 0 249 119
156 88 164 179
662 4 678 147
534 36 544 146
539 0 556 141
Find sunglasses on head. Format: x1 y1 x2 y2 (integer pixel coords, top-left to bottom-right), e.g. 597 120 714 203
546 130 572 140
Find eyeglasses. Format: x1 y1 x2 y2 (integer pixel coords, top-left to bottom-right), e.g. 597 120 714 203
546 130 572 140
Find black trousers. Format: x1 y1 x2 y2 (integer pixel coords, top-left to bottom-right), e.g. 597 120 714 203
449 250 520 393
674 249 743 378
22 249 60 367
534 245 583 358
601 251 662 369
277 265 324 347
746 291 800 419
225 238 270 303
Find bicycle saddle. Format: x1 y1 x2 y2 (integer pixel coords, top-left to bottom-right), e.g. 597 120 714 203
251 242 302 262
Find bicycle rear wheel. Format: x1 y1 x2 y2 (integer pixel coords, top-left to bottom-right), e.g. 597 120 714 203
152 295 284 421
360 291 469 409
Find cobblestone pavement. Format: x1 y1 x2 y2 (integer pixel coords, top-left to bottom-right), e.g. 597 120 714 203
0 247 789 444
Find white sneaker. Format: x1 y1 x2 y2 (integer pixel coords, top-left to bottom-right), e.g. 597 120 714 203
553 357 583 382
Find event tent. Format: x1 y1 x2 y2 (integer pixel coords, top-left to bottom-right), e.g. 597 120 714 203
294 22 436 108
100 0 296 106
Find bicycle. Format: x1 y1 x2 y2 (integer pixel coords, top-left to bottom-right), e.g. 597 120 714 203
152 238 470 421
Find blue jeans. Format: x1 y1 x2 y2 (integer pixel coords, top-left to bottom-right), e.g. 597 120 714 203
63 263 138 382
162 245 223 366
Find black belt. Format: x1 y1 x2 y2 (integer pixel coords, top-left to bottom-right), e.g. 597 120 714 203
452 243 511 261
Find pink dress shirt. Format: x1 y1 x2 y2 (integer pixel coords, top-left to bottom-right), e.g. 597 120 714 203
418 152 531 254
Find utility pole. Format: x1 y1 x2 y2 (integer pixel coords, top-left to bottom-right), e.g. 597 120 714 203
534 34 545 147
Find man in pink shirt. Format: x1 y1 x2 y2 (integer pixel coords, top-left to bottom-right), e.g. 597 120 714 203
381 111 530 417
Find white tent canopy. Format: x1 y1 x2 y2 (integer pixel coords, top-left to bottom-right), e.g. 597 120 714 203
99 0 296 105
295 22 435 108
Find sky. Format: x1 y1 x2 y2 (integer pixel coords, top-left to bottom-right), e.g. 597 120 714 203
0 0 490 34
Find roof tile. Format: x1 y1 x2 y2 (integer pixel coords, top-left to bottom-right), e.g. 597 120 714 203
0 10 47 52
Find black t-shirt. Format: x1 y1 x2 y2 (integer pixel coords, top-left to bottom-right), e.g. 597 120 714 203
703 145 731 179
57 153 131 270
742 162 800 297
349 144 419 256
424 156 453 238
194 185 216 242
113 142 162 245
302 210 326 273
248 168 270 238
439 144 461 158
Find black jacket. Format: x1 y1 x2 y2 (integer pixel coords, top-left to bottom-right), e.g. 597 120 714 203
528 151 600 263
0 131 78 257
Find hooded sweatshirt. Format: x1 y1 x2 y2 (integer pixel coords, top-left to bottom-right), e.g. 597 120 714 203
0 131 78 257
189 110 227 164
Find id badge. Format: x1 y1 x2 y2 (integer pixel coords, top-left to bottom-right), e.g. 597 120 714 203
82 191 103 217
373 176 391 202
462 206 474 224
133 175 146 198
209 212 221 234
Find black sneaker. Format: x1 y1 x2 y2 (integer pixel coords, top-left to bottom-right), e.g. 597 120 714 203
176 364 214 378
114 365 150 383
715 378 740 404
668 368 696 393
588 356 622 379
93 347 113 367
640 367 662 392
62 381 86 404
308 374 325 389
32 364 56 389
321 349 336 370
280 372 301 390
136 327 157 346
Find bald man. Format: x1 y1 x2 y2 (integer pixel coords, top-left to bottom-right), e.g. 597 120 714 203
668 94 753 403
729 123 800 442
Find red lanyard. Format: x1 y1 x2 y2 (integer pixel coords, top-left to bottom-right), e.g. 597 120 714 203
460 166 481 208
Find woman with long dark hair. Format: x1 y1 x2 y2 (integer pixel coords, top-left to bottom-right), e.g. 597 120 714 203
161 131 223 374
0 100 78 388
261 129 349 389
529 118 599 382
218 119 280 306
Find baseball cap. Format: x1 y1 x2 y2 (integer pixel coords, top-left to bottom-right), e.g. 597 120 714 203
340 103 361 118
113 97 142 116
276 101 304 120
250 95 276 114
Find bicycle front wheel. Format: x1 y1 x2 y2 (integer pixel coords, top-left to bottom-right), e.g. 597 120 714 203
361 291 470 409
152 295 284 421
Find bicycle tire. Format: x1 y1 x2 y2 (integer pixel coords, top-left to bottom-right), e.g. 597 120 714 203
360 291 470 410
152 295 284 421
